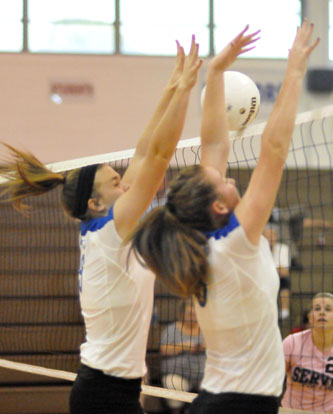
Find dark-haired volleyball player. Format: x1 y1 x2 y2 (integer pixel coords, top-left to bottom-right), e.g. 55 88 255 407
128 21 319 414
0 37 202 414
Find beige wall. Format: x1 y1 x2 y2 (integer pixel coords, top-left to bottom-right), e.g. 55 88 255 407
0 53 204 163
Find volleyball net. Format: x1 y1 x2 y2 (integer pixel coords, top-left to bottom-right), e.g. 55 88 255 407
0 104 332 413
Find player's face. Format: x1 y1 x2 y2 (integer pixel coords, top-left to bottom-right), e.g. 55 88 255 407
309 297 333 330
203 166 240 212
93 165 128 211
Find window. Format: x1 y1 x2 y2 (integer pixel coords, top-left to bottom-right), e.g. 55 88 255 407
0 0 23 52
0 0 306 58
329 0 333 60
28 0 115 54
214 0 301 59
119 0 210 56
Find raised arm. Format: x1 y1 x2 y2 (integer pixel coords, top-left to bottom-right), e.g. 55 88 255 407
114 36 203 239
121 41 185 186
235 19 320 245
200 26 260 175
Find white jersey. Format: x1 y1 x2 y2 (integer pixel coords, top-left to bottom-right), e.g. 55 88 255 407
195 214 285 396
272 242 290 269
78 207 155 378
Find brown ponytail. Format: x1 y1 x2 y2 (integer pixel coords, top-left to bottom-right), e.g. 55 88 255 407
128 165 221 301
0 143 65 212
0 143 100 221
129 205 209 300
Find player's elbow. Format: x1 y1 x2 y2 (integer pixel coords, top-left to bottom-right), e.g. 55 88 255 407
261 139 287 169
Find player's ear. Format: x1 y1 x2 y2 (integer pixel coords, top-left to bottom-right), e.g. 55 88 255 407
211 199 229 215
88 198 104 213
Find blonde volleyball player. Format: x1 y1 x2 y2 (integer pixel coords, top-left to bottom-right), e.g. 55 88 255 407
0 37 202 414
128 20 319 414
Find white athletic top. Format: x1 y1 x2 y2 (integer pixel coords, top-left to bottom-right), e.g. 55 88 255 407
78 207 155 378
195 214 285 396
272 242 290 269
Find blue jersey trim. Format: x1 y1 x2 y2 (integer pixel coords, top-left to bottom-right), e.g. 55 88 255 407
204 213 240 240
80 206 114 236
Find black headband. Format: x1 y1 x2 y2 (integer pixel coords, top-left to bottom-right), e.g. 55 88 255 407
73 164 99 220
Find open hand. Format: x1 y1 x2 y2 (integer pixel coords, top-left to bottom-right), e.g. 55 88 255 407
178 35 203 90
167 40 186 89
211 25 260 72
287 18 320 76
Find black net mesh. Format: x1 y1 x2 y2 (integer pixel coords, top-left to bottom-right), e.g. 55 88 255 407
0 107 332 412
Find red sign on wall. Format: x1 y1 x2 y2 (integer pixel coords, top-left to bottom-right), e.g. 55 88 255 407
49 81 94 104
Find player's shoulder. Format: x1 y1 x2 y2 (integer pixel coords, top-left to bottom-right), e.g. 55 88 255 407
283 329 312 346
81 207 115 236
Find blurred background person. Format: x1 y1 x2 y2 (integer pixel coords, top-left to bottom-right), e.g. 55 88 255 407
263 223 291 320
160 299 206 414
269 205 333 271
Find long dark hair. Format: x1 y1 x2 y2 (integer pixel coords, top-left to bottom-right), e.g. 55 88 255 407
0 143 100 220
128 165 225 300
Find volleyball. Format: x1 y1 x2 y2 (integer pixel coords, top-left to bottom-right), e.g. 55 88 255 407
201 71 260 131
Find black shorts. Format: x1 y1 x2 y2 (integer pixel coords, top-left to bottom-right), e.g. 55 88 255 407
188 390 280 414
70 364 144 414
279 277 290 290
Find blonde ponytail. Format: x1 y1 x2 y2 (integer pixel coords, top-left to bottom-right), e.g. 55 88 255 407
0 143 65 212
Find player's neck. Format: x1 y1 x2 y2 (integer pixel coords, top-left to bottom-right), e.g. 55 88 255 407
312 329 333 352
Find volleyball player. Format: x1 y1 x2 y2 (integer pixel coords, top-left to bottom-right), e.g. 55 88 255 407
0 37 202 414
282 292 333 412
128 21 319 414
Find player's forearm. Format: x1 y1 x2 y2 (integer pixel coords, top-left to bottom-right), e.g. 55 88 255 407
149 85 192 161
200 67 230 172
261 72 303 162
121 84 177 185
160 343 191 355
134 84 178 159
262 20 318 161
201 68 230 148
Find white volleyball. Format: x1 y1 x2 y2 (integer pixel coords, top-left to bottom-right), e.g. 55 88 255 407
201 71 260 131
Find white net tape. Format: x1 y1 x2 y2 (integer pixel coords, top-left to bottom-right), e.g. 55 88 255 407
0 358 323 413
46 104 333 173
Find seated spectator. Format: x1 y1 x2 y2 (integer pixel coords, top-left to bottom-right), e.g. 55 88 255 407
282 292 333 412
160 299 206 414
263 224 291 320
